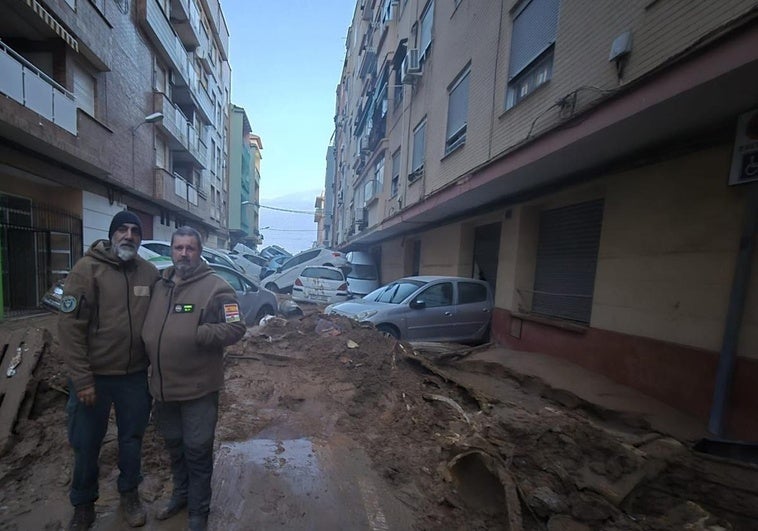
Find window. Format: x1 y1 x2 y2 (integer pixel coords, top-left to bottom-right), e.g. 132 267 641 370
445 66 470 154
458 282 488 304
418 282 453 308
374 155 384 193
410 120 426 180
506 0 560 109
532 199 603 324
419 1 434 59
391 149 400 197
72 62 96 117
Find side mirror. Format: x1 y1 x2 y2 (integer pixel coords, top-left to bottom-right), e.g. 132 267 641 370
409 299 426 309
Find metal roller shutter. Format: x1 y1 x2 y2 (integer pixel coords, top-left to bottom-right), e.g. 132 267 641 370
532 199 604 324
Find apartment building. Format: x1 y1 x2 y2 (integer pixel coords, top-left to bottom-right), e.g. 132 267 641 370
330 0 758 438
0 0 231 313
228 104 263 248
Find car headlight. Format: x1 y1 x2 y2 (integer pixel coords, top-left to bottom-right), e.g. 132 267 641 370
355 309 378 321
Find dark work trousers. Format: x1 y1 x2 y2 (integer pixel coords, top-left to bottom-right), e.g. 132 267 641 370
153 392 219 518
66 370 152 507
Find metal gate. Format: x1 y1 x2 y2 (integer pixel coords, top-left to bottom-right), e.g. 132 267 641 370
0 195 82 316
532 199 604 324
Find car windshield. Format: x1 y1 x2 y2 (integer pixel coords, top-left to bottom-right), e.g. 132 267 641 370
348 264 377 280
372 279 425 304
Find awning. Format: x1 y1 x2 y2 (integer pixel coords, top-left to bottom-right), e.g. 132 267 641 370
21 0 79 52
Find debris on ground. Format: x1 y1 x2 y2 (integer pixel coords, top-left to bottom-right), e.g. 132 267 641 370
1 309 758 530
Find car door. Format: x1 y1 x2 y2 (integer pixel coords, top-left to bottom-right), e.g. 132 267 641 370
211 267 257 326
452 280 493 341
403 281 456 341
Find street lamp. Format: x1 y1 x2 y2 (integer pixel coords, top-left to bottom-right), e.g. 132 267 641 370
131 112 164 186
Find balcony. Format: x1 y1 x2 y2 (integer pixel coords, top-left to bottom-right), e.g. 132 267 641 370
169 0 202 49
139 0 190 87
153 168 210 221
0 41 76 135
199 0 229 60
153 92 208 167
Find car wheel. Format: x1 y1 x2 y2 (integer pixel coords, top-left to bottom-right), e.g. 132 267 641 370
255 305 275 323
265 282 279 293
376 324 400 339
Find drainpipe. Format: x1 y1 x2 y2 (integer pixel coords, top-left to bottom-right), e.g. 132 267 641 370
708 183 758 437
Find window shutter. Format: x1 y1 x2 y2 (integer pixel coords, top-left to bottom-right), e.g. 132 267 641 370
446 70 469 138
509 0 560 80
72 63 95 116
532 199 603 324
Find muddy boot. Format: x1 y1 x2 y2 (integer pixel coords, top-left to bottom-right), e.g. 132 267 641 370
68 503 95 531
156 496 187 520
187 514 208 531
120 489 147 527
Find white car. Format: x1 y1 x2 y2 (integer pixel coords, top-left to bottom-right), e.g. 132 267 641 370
292 266 350 305
263 248 349 294
226 250 268 279
141 240 243 273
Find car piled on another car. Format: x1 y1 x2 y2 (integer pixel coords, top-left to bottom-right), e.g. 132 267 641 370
263 248 349 294
292 266 350 305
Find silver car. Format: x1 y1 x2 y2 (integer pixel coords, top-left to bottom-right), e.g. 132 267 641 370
324 276 493 343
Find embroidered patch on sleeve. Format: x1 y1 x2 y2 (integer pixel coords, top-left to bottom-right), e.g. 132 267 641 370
134 285 150 297
60 295 78 313
223 303 241 323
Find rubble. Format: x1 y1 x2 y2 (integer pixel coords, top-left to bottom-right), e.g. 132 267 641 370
1 310 758 530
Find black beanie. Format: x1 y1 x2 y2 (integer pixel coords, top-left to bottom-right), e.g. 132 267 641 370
108 210 143 239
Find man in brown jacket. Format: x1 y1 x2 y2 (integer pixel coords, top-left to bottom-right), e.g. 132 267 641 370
142 226 246 531
59 210 159 530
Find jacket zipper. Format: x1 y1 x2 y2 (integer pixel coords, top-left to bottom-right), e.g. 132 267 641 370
156 281 175 402
124 268 134 373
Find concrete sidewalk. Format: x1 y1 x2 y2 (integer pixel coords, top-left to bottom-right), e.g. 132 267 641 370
466 346 707 443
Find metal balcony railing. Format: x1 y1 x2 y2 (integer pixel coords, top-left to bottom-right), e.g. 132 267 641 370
0 40 77 134
141 0 190 87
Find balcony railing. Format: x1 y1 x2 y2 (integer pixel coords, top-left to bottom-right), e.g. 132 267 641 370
154 92 208 167
154 168 210 221
0 40 77 134
140 0 190 87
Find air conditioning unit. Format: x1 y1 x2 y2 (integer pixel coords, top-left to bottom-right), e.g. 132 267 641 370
337 190 344 204
401 49 422 84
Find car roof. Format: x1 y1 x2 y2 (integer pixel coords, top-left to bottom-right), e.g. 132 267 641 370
397 275 486 283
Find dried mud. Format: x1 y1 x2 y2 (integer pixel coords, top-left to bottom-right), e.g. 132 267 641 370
1 310 757 530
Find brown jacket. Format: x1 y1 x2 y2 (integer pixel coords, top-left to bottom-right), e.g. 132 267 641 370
142 262 246 402
58 240 159 391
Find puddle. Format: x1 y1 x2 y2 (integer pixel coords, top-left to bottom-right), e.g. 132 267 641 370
212 435 413 530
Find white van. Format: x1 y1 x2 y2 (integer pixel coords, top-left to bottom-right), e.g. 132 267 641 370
345 251 379 297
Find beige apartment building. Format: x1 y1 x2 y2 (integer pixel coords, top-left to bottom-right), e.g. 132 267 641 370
330 0 758 438
0 0 231 314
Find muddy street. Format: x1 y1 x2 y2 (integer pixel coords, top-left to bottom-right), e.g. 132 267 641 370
1 311 758 530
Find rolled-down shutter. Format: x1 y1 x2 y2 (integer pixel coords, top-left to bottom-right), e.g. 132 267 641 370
532 199 603 324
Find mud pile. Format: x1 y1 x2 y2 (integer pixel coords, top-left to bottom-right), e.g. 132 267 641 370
1 311 757 530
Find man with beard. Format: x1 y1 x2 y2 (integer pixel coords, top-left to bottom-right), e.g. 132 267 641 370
142 226 245 531
59 210 159 531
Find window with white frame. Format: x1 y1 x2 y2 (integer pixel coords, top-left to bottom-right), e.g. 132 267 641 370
506 0 560 110
410 119 426 181
419 1 434 59
390 149 400 197
445 65 470 154
374 155 384 194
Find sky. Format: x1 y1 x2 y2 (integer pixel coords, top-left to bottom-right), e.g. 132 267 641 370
223 1 356 254
224 1 355 202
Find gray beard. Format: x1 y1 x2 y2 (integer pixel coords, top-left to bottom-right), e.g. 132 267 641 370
174 262 199 279
115 244 137 262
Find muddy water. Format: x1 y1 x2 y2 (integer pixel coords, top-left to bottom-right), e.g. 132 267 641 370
212 432 414 530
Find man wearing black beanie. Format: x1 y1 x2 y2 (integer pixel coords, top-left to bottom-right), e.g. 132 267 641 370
59 210 159 530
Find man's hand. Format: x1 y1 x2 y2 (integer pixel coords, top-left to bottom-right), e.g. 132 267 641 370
77 386 96 406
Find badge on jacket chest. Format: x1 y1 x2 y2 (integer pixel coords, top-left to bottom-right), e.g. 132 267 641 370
174 304 194 313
